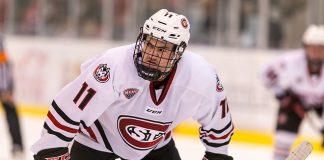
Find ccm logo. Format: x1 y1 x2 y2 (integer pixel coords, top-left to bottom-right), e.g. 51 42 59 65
153 26 166 33
145 106 163 116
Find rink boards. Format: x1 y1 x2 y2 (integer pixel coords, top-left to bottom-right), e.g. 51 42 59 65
2 36 323 153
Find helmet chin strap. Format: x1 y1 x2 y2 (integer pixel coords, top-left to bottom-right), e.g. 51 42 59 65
137 58 177 82
133 51 167 81
139 65 163 80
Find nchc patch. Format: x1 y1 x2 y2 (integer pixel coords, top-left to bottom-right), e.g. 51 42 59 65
123 88 139 99
93 64 110 83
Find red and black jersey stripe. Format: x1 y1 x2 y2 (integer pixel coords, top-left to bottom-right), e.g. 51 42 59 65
43 123 74 142
200 121 233 135
47 111 78 134
199 121 234 148
201 133 233 148
80 120 98 142
46 101 113 151
51 100 80 126
44 100 80 141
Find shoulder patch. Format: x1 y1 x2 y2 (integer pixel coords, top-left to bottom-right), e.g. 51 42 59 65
93 64 110 83
123 88 139 99
215 74 224 92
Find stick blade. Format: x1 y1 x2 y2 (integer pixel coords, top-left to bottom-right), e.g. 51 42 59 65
285 141 313 160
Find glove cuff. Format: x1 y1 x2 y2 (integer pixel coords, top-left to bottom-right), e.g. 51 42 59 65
34 147 70 160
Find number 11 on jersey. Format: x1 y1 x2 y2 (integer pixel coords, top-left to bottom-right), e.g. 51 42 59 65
73 82 96 110
220 98 229 119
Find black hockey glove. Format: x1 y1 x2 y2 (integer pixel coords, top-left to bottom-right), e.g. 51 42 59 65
202 151 233 160
34 147 70 160
275 89 303 108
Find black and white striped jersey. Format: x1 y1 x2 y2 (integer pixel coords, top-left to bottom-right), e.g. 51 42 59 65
31 44 234 160
0 37 13 93
0 62 13 92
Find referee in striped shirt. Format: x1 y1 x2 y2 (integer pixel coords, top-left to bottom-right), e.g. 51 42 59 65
0 35 24 159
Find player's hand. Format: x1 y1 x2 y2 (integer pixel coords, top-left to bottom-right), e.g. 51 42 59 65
276 89 302 108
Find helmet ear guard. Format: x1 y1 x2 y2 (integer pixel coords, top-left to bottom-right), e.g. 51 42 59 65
175 41 187 56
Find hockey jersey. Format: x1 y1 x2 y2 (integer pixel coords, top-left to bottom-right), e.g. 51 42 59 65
31 44 234 159
261 49 324 109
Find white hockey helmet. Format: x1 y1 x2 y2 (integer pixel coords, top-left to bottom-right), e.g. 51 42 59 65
133 9 191 81
302 24 324 46
143 9 190 46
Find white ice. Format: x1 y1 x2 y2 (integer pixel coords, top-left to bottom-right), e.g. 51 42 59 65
0 115 323 160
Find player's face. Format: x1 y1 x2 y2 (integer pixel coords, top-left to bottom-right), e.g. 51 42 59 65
305 45 324 62
141 36 178 72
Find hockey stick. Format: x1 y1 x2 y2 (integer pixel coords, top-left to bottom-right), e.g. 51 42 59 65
285 141 313 160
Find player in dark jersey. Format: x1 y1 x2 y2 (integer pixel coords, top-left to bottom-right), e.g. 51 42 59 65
0 35 24 159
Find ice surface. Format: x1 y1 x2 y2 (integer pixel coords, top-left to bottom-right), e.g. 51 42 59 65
0 115 323 160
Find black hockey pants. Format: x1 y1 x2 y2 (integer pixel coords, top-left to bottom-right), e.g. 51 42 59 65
70 138 181 160
1 101 23 149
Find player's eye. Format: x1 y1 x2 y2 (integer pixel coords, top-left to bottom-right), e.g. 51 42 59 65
157 48 165 52
147 43 154 48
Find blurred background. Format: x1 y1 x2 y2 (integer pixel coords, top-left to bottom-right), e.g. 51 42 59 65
1 0 324 48
0 0 324 159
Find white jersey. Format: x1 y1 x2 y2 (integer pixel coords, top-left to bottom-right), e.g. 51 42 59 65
261 49 324 108
31 44 234 160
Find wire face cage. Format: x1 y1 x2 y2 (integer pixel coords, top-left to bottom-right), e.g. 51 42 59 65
133 32 180 81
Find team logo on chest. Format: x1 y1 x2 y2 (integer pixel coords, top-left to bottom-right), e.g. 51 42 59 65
117 115 172 150
93 64 110 83
123 88 139 99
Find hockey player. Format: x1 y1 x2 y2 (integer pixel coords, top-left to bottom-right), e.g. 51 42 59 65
261 24 324 160
31 9 234 160
0 35 24 159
